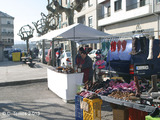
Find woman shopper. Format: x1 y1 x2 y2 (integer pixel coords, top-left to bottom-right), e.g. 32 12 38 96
79 50 93 90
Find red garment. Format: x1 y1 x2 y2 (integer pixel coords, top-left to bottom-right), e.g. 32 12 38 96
111 41 116 52
80 59 90 83
122 40 127 52
117 40 122 52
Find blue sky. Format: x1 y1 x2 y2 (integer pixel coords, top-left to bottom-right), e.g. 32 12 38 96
0 0 48 44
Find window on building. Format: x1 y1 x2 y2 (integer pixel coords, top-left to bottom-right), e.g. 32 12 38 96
2 29 6 33
88 16 93 27
157 0 160 3
114 0 122 11
78 15 85 25
88 0 93 7
8 39 11 43
108 6 111 17
140 0 145 7
7 21 11 24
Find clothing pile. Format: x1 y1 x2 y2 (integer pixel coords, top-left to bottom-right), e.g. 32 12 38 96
88 79 146 101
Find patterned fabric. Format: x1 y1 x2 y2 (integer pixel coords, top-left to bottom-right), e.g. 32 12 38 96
122 40 127 52
117 40 121 52
111 41 116 52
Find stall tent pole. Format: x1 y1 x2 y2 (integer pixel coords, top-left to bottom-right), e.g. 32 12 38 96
70 27 77 69
52 38 56 67
42 39 45 63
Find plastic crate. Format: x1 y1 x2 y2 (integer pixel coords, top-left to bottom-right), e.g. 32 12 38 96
75 95 83 120
145 115 160 120
129 108 148 120
83 98 102 120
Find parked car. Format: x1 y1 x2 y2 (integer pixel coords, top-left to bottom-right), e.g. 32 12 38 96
45 48 59 66
105 38 160 82
38 48 49 63
3 48 12 58
60 51 71 67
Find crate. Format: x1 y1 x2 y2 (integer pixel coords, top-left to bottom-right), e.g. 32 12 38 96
75 95 83 120
129 108 148 120
83 98 102 120
145 115 160 120
113 108 128 120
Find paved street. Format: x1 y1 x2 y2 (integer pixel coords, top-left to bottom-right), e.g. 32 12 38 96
0 59 113 120
0 82 113 120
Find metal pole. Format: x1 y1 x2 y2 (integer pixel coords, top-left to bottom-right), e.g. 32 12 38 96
70 27 77 69
52 38 56 67
42 39 45 63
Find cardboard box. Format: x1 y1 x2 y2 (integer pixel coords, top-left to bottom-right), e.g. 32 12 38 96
113 108 128 120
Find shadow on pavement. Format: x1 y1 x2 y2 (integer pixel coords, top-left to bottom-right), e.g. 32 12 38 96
0 101 75 120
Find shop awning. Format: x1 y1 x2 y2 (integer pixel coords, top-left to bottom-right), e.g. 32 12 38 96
30 23 109 44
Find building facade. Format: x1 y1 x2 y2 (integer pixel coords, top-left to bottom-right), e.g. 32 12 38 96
0 11 14 48
98 0 160 39
59 0 101 49
49 0 160 50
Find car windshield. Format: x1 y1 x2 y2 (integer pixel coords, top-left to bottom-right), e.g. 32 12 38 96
66 52 71 57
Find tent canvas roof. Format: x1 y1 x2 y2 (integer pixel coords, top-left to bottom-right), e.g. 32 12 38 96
31 23 109 44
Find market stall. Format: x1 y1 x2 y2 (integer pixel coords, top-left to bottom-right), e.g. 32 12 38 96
31 23 160 119
30 23 109 102
47 67 84 102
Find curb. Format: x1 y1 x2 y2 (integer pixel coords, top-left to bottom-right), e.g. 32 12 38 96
0 78 47 87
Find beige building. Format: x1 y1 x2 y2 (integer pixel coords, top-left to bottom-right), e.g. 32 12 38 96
59 0 101 49
98 0 160 39
0 11 14 48
47 0 160 50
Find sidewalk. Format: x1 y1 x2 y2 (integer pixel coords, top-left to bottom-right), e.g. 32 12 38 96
0 58 48 86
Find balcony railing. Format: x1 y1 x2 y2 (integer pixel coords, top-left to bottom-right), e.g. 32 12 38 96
0 24 14 28
126 1 150 11
98 12 111 19
1 32 14 37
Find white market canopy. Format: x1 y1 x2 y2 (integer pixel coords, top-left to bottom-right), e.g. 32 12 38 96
30 23 109 44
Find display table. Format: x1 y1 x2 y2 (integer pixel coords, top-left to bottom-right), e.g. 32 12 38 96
47 68 84 102
100 95 156 113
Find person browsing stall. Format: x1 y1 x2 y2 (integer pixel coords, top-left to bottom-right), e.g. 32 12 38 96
75 47 84 66
79 50 93 90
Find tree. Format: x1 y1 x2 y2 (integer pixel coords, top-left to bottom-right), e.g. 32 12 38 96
46 0 89 67
17 25 34 52
32 12 59 36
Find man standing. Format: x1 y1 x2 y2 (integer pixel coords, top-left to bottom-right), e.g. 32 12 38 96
56 47 62 67
79 50 93 90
